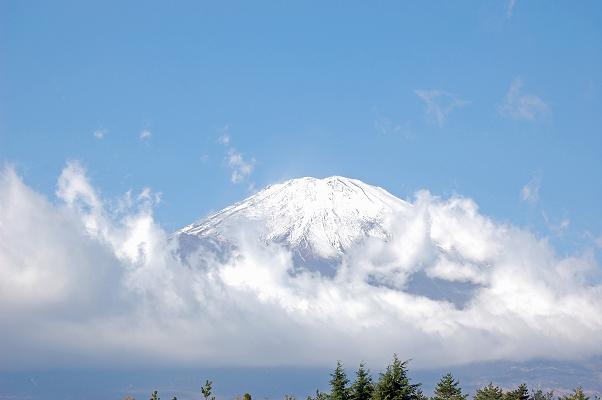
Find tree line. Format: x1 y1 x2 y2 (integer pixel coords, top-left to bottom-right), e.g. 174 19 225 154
138 355 598 400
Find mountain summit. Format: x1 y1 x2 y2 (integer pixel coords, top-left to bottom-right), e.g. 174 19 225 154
176 176 410 262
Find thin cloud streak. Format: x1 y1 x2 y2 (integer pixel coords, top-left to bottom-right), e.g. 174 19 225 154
500 79 549 121
521 173 542 203
414 89 469 127
507 0 517 18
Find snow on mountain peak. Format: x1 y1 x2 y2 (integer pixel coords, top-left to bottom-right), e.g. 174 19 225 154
177 176 410 259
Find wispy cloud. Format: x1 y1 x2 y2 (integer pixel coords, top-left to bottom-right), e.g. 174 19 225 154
374 116 413 138
218 132 230 146
542 211 570 235
507 0 517 18
218 127 256 187
521 173 542 203
93 129 106 140
139 129 152 140
500 78 549 121
227 148 255 184
414 89 469 127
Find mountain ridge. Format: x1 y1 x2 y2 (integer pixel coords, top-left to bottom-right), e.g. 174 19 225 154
176 176 411 260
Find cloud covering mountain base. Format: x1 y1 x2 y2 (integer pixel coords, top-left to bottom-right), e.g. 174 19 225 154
1 163 601 370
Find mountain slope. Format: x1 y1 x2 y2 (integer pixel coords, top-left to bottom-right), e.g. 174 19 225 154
176 176 411 261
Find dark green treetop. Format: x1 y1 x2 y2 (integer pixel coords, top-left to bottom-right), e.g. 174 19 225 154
372 354 421 400
505 384 529 400
558 387 589 400
474 383 504 400
350 362 373 400
530 389 554 400
415 387 429 400
330 361 351 400
202 380 216 400
433 373 467 400
150 391 159 400
310 389 331 400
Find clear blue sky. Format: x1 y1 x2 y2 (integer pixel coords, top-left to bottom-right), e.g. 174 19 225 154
1 1 601 252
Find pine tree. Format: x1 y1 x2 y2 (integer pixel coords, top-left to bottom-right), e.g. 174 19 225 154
372 354 421 400
330 361 351 400
201 380 215 400
351 362 373 400
558 387 589 400
432 373 467 400
415 388 428 400
505 384 529 400
318 390 331 400
243 393 252 400
150 391 160 400
474 383 504 400
530 389 553 400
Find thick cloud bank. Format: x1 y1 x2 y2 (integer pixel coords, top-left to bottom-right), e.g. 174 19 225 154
1 163 601 370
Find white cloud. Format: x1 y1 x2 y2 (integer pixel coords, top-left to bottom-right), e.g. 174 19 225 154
521 173 542 203
500 79 549 121
139 129 152 140
542 211 570 235
218 132 230 145
414 90 469 127
227 149 256 184
218 130 256 186
374 117 412 138
93 129 106 140
0 164 601 370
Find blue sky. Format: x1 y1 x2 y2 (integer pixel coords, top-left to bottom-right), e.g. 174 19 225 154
1 0 601 248
3 3 602 398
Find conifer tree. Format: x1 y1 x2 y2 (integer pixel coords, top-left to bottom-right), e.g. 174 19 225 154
558 387 589 400
474 383 504 400
243 393 252 400
530 389 554 400
202 380 215 400
433 373 467 400
372 354 421 400
415 387 428 400
505 384 529 400
307 389 330 400
351 362 373 400
150 391 159 400
330 361 350 400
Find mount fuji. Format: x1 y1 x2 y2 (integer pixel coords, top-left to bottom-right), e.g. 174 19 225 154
174 176 410 266
173 176 478 305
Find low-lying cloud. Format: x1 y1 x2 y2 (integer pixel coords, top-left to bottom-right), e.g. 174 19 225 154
1 163 601 371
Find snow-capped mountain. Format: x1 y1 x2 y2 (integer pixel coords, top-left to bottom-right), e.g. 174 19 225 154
175 176 410 264
174 176 481 306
